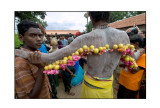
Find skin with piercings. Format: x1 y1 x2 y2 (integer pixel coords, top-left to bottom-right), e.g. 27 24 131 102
15 12 130 78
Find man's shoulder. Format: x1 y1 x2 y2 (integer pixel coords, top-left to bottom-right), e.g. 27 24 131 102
15 56 31 74
15 56 28 66
108 27 126 34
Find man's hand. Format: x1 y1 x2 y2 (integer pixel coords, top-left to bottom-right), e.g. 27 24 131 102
131 67 140 74
140 48 145 56
27 51 45 68
70 72 73 76
119 64 126 68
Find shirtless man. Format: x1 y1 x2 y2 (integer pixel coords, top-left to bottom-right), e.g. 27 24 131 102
15 11 130 98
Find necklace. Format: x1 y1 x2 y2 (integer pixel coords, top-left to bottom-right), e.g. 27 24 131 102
93 23 109 30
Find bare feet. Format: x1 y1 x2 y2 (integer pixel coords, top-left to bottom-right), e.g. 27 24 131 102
67 92 75 96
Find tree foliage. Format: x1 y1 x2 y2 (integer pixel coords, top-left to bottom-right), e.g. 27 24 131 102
15 11 47 28
15 34 23 48
85 21 92 33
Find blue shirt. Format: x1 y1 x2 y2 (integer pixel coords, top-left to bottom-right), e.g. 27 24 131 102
61 39 68 47
38 44 48 53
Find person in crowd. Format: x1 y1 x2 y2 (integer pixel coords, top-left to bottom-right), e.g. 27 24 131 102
139 30 146 38
117 34 146 99
15 20 52 99
15 11 130 98
57 40 63 49
74 32 87 69
62 65 76 96
112 64 122 98
61 37 75 96
138 37 146 99
49 38 58 53
67 37 85 87
37 23 58 99
60 36 68 47
79 57 87 69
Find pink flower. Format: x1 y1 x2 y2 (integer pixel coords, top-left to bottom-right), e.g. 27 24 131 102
46 70 52 75
126 48 131 53
120 58 125 62
125 48 134 55
53 70 59 74
102 50 106 53
128 67 132 70
121 52 126 55
43 70 48 74
46 70 59 75
84 49 88 52
72 55 81 61
124 61 129 66
109 49 114 52
67 60 75 66
50 70 55 74
129 61 134 66
60 64 67 71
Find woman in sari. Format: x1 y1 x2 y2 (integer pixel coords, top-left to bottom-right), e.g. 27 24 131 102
67 37 85 87
71 60 84 87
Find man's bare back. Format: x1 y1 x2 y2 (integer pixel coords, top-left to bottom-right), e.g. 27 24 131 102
86 27 130 78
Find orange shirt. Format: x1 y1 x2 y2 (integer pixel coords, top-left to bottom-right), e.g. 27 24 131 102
15 48 52 99
119 54 146 91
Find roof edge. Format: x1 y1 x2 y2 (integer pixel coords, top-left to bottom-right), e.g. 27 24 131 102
109 13 146 25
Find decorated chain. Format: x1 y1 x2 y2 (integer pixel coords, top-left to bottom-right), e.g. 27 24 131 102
43 44 138 75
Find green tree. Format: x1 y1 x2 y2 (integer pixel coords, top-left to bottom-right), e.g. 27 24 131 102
86 21 93 32
84 12 89 32
15 34 23 48
15 11 47 28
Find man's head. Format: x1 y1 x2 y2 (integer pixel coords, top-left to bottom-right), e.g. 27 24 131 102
68 37 74 44
17 20 43 50
50 38 58 47
60 36 65 40
139 30 146 38
88 11 110 24
130 34 144 49
131 28 138 35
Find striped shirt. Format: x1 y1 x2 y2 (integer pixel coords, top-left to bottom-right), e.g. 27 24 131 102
15 48 52 99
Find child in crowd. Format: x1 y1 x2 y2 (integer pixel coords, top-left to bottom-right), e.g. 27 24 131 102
62 66 76 96
79 57 87 69
117 34 146 99
67 37 85 87
61 37 75 96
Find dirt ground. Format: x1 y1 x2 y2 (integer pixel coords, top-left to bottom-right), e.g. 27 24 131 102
56 64 87 99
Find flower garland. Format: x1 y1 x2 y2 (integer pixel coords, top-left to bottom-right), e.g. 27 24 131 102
43 44 138 75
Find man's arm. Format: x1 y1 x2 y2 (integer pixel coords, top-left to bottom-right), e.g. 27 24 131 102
27 52 46 98
65 66 73 76
15 33 91 64
29 67 44 98
15 57 45 98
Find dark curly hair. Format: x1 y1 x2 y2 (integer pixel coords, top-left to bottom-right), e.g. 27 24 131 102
88 11 110 22
17 20 39 36
130 34 144 48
